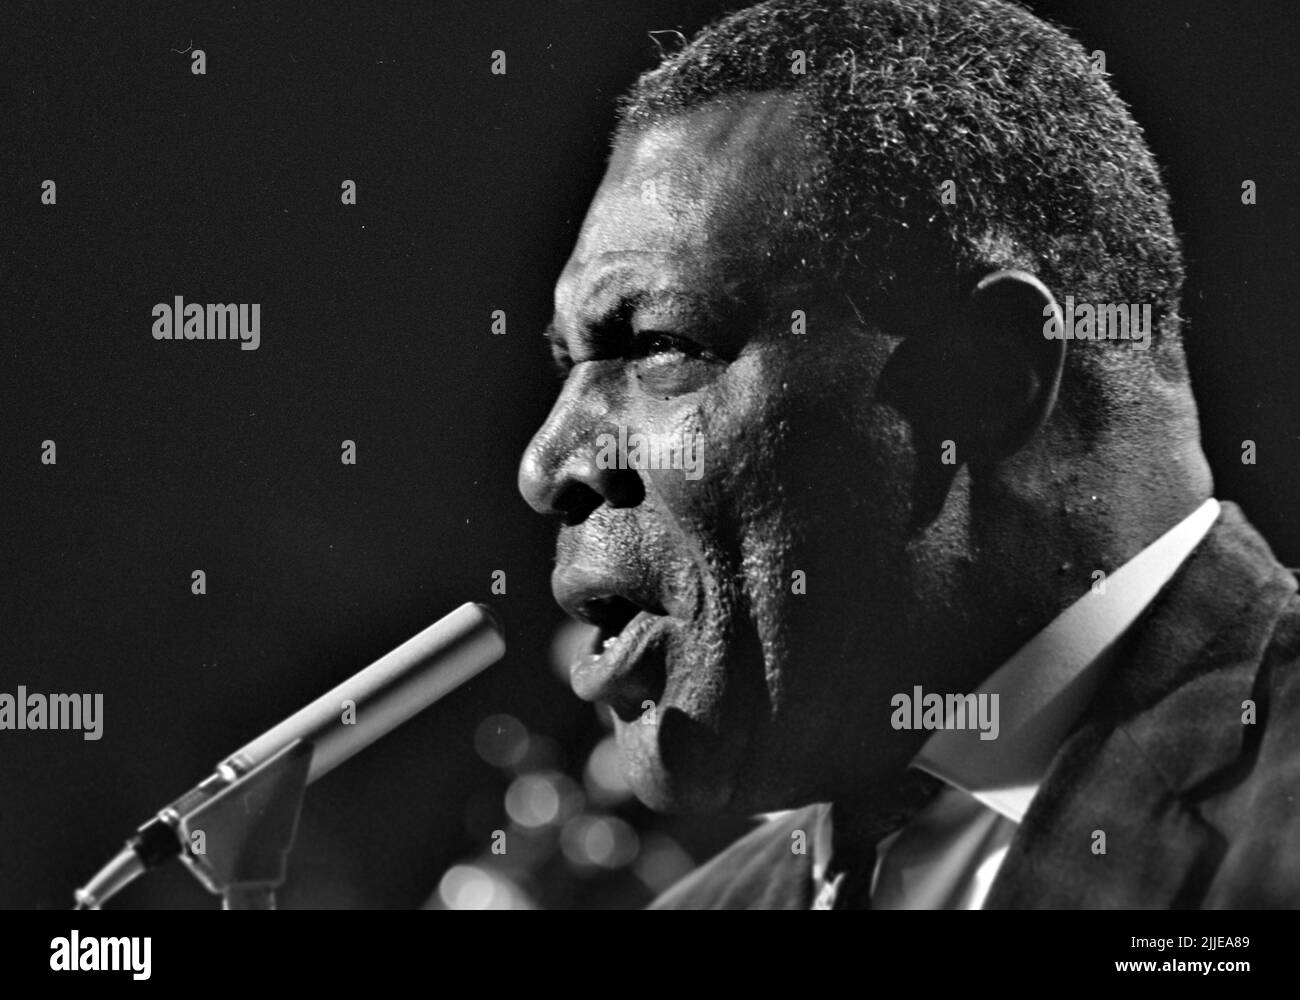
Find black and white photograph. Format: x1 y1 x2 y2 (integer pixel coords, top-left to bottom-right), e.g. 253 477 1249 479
3 0 1297 979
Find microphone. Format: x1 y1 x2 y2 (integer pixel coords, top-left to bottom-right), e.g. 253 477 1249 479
74 602 505 909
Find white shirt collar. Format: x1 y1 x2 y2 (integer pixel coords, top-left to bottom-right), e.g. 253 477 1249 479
912 498 1221 823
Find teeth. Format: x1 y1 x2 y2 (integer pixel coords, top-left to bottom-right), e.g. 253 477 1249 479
602 635 619 651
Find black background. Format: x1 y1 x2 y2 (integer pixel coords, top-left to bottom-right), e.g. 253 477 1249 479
3 0 1297 909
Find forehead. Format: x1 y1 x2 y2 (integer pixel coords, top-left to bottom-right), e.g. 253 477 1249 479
556 91 821 322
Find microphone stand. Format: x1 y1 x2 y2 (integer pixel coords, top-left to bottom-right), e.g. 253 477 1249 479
76 739 313 911
176 740 313 910
73 603 505 910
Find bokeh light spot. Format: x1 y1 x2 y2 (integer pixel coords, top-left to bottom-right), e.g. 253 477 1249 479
474 713 529 768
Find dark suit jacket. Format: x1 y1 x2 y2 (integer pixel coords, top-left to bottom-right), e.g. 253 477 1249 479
652 502 1300 908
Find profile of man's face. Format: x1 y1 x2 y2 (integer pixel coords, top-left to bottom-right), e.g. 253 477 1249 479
520 91 945 814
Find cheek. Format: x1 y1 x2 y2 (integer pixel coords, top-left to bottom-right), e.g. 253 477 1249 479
729 346 918 686
636 351 839 608
648 359 812 690
633 374 764 590
633 342 912 665
647 355 782 518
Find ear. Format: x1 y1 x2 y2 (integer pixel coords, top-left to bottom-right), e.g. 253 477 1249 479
877 269 1065 530
951 269 1066 465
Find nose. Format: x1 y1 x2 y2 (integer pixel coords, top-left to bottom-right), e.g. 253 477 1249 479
518 386 645 524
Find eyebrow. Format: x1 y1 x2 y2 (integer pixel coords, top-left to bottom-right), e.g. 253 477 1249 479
544 256 761 374
544 290 700 369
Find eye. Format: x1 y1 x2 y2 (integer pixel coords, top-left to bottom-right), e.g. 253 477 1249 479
627 329 718 396
632 331 694 360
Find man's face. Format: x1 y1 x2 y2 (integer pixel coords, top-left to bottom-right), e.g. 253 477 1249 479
519 92 938 814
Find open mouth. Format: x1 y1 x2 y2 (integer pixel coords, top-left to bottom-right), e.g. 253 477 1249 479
565 595 669 718
578 595 644 652
551 564 674 717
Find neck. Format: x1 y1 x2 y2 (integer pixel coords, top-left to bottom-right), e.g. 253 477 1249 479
913 425 1214 697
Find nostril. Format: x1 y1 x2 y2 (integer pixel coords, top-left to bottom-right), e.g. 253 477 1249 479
554 467 644 524
555 480 603 525
603 467 645 508
521 443 646 523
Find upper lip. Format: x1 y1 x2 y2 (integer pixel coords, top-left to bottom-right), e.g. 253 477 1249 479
552 564 668 639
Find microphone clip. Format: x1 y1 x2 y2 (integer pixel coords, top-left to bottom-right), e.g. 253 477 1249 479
175 739 314 909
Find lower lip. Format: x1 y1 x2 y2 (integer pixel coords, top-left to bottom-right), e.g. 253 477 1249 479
569 610 666 704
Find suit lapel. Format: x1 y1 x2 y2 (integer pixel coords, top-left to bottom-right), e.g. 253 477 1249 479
985 502 1297 908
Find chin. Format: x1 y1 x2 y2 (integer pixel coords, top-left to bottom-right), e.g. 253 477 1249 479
611 704 752 814
613 615 806 812
612 710 822 817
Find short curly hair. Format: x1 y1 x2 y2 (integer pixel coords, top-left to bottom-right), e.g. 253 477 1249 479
617 0 1188 393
